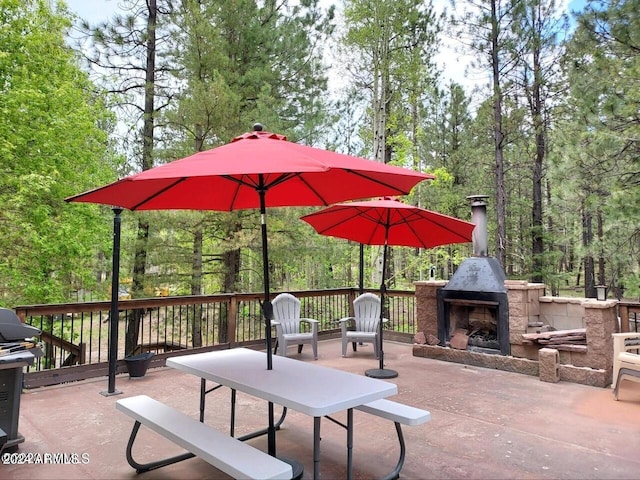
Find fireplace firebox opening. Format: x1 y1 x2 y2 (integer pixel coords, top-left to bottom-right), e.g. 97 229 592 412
437 291 510 355
449 301 500 351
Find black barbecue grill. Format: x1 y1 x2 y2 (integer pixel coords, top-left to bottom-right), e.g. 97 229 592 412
0 309 41 343
0 308 41 453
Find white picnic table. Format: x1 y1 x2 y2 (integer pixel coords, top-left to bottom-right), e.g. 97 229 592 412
166 347 398 479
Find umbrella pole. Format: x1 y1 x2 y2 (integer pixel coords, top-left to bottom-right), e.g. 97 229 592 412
101 208 124 397
359 243 364 294
365 234 398 379
258 186 277 460
260 214 274 370
259 186 303 478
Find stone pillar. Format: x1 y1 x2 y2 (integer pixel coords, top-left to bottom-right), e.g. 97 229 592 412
415 281 446 339
506 281 545 360
539 347 560 383
583 299 618 381
507 281 533 342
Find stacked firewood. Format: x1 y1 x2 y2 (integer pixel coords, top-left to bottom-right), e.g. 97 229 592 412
522 328 587 352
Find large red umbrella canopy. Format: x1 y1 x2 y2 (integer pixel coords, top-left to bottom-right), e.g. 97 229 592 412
300 197 475 249
66 128 432 210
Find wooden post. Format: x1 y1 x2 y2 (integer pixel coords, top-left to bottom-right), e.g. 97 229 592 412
619 304 629 333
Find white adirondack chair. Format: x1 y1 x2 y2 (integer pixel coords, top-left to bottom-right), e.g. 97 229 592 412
339 293 387 358
271 293 318 359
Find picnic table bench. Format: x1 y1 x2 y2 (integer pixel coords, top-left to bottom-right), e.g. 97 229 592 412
116 395 292 479
357 399 431 480
322 398 431 480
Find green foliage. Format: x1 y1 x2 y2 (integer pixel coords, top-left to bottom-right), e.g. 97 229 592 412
620 272 640 300
341 0 442 165
107 0 339 296
553 0 640 294
0 0 116 305
5 0 640 308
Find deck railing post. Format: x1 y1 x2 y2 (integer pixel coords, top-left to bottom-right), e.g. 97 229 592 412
101 207 124 397
228 297 238 347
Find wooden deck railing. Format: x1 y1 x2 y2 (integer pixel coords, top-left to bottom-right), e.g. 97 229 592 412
39 330 86 366
618 300 640 333
15 288 416 388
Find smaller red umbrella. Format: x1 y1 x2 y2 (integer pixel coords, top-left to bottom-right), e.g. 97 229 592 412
300 197 475 249
301 197 474 378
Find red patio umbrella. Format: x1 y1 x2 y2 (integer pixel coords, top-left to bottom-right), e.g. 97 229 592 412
67 125 431 458
68 128 430 212
301 197 474 378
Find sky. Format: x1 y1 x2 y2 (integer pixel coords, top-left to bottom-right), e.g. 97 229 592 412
65 0 120 24
64 0 588 95
64 0 588 23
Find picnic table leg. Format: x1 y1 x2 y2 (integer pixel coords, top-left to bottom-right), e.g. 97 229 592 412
199 379 288 442
268 402 276 455
125 420 194 473
347 408 353 480
314 416 321 480
379 421 406 480
200 379 205 422
199 379 224 422
231 389 236 436
199 379 231 429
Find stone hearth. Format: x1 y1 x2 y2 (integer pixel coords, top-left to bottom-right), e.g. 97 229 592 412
413 280 618 387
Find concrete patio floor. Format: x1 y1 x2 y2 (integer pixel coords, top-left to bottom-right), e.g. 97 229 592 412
5 338 640 479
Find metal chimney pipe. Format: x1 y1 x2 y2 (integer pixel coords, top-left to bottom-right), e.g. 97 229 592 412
467 195 489 257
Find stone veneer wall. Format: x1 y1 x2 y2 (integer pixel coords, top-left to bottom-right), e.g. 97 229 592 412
413 280 618 387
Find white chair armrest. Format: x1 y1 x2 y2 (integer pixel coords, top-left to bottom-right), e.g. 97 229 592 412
339 317 355 334
613 332 640 356
300 318 319 334
613 332 640 340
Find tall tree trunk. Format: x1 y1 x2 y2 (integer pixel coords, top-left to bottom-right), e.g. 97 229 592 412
370 20 391 283
546 180 559 295
191 227 203 347
491 0 507 267
126 0 157 356
597 208 605 286
531 114 545 281
384 77 393 164
223 248 241 293
219 221 241 344
530 6 545 284
189 126 206 348
582 198 595 298
372 71 386 163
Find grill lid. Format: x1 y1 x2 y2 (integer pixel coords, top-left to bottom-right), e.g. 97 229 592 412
0 308 41 342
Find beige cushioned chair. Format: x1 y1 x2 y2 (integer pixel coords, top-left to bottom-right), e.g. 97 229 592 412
612 332 640 400
271 293 318 360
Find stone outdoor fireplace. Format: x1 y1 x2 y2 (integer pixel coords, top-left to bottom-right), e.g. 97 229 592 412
436 196 510 355
413 197 619 388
